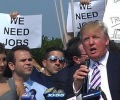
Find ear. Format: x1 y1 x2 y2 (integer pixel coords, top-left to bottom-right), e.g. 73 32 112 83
105 37 110 46
42 60 47 68
8 62 15 71
73 56 81 64
62 62 66 68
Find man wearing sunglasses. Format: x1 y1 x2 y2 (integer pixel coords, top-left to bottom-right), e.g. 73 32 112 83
42 47 66 76
31 46 66 88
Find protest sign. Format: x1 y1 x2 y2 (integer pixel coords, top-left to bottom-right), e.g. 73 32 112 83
103 0 120 42
0 13 42 49
67 1 105 35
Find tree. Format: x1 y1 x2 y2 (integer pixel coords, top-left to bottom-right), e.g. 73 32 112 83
31 35 63 65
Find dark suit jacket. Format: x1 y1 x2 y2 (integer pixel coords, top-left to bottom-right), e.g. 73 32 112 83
106 52 120 100
82 51 120 100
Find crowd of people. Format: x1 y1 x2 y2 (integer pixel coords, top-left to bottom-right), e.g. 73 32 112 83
0 0 120 100
1 20 120 100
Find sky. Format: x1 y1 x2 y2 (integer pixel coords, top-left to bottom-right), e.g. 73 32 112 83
0 0 71 38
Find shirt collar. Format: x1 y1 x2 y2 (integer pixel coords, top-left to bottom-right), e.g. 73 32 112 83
24 78 33 90
89 51 109 68
99 51 109 66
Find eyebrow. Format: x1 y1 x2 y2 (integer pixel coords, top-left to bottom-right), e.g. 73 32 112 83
19 58 33 62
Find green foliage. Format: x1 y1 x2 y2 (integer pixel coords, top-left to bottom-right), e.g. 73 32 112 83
31 35 63 64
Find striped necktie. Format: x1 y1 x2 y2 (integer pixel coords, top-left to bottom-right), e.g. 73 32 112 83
90 62 101 90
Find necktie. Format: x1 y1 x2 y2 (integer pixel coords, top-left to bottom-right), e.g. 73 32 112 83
90 62 101 90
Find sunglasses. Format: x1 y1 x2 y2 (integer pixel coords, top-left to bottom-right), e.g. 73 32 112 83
47 56 65 63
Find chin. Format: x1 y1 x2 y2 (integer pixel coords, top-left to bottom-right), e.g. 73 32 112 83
53 71 58 74
25 71 32 75
0 73 3 76
89 54 99 60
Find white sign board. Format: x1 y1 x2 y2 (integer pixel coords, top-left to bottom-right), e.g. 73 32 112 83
103 0 120 42
0 13 42 49
67 1 105 33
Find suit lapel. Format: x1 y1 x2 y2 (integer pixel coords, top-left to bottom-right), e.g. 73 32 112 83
106 52 120 99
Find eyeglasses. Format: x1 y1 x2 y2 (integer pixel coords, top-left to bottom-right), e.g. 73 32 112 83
47 56 65 63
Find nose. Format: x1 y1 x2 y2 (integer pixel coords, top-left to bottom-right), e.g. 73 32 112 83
89 37 94 45
0 61 5 67
55 59 61 65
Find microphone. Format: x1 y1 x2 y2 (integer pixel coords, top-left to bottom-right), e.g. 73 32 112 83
81 59 90 93
29 89 36 95
82 59 89 67
82 87 107 100
44 88 66 100
82 89 100 100
44 87 56 95
57 89 65 94
29 89 36 100
100 88 107 100
21 89 37 100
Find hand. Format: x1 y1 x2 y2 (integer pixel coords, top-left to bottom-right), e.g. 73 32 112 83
73 65 89 91
10 11 19 18
33 59 46 74
80 0 91 5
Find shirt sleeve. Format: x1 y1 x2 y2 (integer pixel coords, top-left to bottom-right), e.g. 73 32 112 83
73 82 81 95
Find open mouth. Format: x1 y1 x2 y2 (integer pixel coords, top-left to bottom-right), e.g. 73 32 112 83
90 48 97 53
55 67 61 71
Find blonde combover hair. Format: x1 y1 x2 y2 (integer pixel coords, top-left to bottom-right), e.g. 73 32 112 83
79 21 109 40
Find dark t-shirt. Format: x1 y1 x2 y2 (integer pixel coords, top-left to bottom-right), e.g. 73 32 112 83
30 65 79 98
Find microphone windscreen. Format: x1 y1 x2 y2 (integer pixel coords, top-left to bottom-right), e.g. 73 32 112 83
52 89 57 94
57 89 65 94
44 87 55 94
29 89 37 95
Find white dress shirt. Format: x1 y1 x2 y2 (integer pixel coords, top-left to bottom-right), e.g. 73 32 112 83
88 51 112 100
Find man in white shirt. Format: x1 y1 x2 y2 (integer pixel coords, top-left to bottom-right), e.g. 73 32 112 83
73 21 120 100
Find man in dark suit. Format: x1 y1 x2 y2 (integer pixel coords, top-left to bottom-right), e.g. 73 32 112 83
73 21 120 100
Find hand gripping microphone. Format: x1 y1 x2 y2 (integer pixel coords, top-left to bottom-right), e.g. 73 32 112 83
44 87 66 100
21 89 36 100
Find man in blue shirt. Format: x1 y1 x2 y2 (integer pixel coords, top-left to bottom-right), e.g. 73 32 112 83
7 45 47 100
